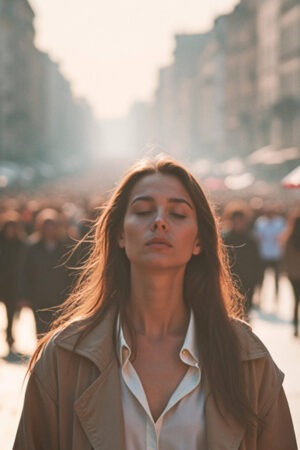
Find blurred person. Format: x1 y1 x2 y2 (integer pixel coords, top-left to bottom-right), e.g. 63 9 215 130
22 208 74 336
61 201 83 240
76 196 104 237
0 211 26 353
254 206 286 303
283 214 300 337
19 199 40 236
223 208 261 315
14 157 297 449
69 196 105 267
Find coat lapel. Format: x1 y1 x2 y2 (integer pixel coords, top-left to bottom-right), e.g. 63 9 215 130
74 358 126 450
205 391 245 450
56 309 126 450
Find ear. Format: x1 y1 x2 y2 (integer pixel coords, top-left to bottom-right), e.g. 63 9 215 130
118 231 125 248
192 239 201 255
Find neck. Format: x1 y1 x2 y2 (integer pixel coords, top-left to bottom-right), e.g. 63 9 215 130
126 266 189 339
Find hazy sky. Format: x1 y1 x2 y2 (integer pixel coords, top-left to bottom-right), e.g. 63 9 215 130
29 0 237 120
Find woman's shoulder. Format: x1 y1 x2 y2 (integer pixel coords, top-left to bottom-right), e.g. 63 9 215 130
231 319 289 419
26 319 106 407
32 321 84 373
231 317 284 383
34 311 116 376
231 318 269 360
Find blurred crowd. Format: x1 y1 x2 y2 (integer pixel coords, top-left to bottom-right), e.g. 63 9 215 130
0 191 299 358
0 192 103 355
222 201 300 336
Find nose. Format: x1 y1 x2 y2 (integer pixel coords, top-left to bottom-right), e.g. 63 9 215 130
150 211 168 232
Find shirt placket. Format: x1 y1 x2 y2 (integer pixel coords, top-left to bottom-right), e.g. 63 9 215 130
122 357 161 450
118 312 202 450
147 418 159 450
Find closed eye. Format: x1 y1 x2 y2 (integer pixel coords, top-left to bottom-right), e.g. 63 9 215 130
171 213 186 219
135 211 153 216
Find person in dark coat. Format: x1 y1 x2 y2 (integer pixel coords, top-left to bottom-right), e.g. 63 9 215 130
223 209 261 314
283 214 300 337
22 209 74 336
0 211 26 352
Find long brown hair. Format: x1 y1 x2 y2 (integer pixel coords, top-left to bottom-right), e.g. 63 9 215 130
30 155 256 429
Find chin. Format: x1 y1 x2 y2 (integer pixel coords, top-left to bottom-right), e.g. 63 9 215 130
133 256 188 271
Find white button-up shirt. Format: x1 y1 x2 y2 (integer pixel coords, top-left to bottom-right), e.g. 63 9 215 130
117 312 207 450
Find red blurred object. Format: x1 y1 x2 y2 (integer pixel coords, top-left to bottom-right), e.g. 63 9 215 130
281 166 300 189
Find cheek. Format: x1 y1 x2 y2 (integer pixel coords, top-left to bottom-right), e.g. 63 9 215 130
175 226 199 256
121 220 145 261
180 223 198 244
123 217 144 244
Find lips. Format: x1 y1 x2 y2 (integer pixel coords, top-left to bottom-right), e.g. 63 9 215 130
146 237 172 247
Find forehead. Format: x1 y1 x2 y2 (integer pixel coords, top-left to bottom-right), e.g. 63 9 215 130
129 173 192 201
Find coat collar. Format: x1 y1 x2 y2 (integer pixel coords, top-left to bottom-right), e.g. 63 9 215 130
54 308 117 371
73 356 126 450
54 312 267 450
55 310 268 366
55 308 126 450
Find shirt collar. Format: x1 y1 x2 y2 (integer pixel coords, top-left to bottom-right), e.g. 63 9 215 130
179 310 200 368
117 310 200 369
117 317 131 366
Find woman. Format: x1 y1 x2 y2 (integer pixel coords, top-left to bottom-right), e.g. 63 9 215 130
284 214 300 337
13 156 297 449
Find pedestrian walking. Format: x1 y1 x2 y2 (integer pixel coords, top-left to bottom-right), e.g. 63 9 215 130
223 208 261 315
0 211 26 353
254 206 286 303
22 208 74 336
283 214 300 337
13 156 297 450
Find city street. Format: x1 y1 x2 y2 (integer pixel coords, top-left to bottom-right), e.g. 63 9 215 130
1 1 299 449
0 271 299 449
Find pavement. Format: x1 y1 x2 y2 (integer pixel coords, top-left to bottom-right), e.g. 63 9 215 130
0 271 299 449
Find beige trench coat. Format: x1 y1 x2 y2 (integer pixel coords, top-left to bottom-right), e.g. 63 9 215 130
13 311 297 450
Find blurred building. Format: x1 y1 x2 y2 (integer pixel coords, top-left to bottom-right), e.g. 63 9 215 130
0 0 36 161
32 51 99 168
192 25 226 160
154 65 177 153
256 0 281 148
153 33 212 159
223 0 257 159
278 0 300 150
0 0 99 175
132 0 300 180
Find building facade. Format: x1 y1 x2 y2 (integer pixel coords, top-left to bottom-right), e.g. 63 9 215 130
138 0 300 179
277 0 300 150
0 0 98 172
0 0 36 161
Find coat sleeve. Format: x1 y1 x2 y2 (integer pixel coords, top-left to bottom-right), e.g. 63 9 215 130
13 371 59 450
238 323 298 450
257 386 298 450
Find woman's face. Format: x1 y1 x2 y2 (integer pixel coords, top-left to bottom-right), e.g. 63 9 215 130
118 173 201 271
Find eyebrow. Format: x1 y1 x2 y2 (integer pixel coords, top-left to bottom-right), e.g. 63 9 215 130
130 195 194 210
